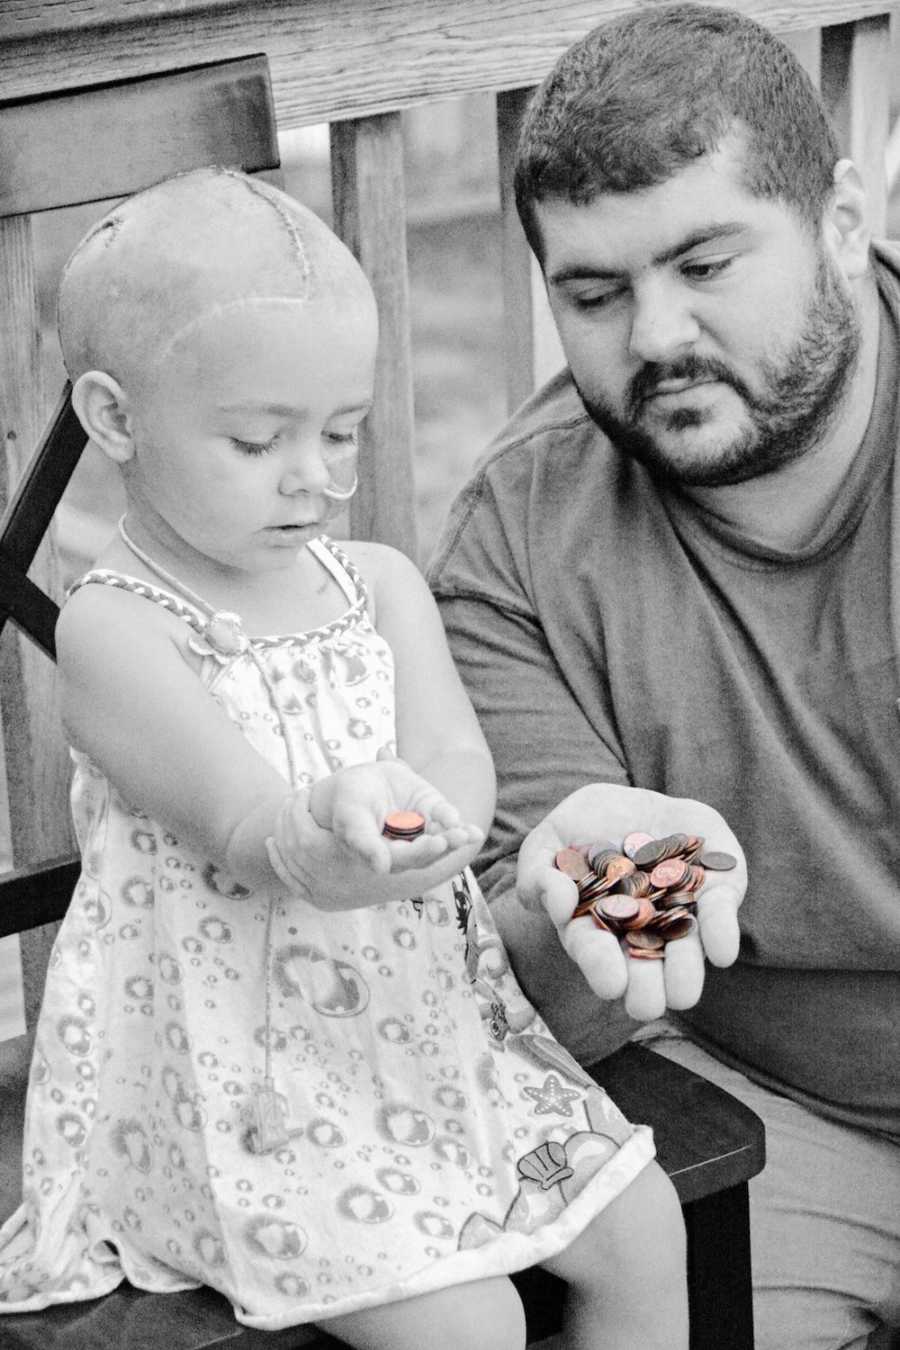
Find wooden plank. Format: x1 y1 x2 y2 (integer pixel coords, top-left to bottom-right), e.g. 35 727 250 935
0 214 74 1027
0 55 280 217
0 1 894 130
820 14 891 234
331 113 418 560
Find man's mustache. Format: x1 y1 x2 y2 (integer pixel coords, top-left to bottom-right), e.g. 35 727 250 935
629 355 750 416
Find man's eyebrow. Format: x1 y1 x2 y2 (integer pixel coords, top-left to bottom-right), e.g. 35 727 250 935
218 400 372 417
548 222 748 286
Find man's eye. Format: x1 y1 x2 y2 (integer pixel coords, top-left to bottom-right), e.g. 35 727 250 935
681 256 733 281
568 288 622 311
326 429 359 445
231 437 277 456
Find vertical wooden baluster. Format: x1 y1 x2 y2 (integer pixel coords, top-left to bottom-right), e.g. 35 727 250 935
821 15 891 236
0 214 73 1025
497 87 536 415
497 85 566 414
330 113 418 561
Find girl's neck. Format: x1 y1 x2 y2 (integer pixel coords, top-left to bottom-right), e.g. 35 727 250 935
114 512 346 636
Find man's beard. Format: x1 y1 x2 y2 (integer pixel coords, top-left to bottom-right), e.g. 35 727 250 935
576 253 862 488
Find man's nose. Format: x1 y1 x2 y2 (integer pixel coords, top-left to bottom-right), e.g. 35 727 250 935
628 279 700 363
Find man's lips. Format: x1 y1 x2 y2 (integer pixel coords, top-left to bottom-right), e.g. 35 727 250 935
646 375 720 398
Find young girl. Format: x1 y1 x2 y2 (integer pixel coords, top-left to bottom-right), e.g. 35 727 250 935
0 168 687 1348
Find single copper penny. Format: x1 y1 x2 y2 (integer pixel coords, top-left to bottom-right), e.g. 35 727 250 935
649 858 689 889
554 847 591 882
625 929 665 951
599 894 641 924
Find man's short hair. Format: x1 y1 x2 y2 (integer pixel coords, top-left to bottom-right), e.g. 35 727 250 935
515 3 840 258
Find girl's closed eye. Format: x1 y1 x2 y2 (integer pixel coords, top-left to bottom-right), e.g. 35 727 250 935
231 435 279 457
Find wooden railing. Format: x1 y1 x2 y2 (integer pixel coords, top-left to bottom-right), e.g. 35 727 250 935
0 0 896 1020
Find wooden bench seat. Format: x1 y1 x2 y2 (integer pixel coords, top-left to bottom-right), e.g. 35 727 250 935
0 1017 764 1349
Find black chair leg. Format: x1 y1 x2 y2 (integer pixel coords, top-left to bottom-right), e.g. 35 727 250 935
684 1181 754 1350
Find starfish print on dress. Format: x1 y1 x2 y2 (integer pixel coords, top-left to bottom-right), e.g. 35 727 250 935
521 1073 582 1117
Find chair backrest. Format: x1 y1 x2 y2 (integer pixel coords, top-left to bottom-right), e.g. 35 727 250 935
0 4 895 1027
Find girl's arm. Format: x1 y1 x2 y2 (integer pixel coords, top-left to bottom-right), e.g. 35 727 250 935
56 582 295 891
56 569 489 903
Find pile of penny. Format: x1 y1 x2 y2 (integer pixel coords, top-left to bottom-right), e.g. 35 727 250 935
382 810 426 841
554 831 736 959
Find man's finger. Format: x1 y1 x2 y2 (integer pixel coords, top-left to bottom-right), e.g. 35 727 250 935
623 956 667 1021
561 918 629 999
697 883 742 966
662 929 706 1009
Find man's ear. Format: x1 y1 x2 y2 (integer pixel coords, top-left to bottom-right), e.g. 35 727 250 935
70 371 136 464
822 159 870 280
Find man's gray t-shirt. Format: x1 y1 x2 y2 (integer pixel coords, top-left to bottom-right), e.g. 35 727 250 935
429 244 900 1141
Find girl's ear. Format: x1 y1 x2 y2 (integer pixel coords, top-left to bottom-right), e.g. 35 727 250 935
70 371 136 464
822 159 870 281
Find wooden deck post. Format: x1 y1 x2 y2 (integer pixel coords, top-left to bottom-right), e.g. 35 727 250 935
330 112 418 561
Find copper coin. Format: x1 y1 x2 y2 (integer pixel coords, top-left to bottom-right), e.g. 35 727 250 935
382 810 426 839
649 858 689 889
628 946 666 960
619 896 657 931
625 929 665 951
585 847 618 875
613 871 652 898
599 894 641 924
659 832 691 859
623 830 654 860
604 854 636 882
656 914 695 941
699 850 737 871
685 864 706 891
554 847 591 882
655 890 697 911
577 874 612 903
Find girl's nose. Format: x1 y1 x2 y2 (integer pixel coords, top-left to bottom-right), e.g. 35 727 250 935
278 442 332 496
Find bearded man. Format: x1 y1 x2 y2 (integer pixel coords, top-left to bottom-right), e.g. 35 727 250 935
429 7 900 1347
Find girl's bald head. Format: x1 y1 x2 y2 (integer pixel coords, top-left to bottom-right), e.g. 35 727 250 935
58 167 375 386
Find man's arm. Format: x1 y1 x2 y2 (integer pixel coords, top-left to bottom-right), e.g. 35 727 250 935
435 589 640 1062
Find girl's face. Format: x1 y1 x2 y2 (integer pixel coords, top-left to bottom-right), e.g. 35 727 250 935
122 297 377 574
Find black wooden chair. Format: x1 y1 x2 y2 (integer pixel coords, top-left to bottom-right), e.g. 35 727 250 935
0 60 764 1350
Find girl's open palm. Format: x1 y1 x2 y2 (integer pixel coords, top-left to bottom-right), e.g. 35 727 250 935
268 758 483 909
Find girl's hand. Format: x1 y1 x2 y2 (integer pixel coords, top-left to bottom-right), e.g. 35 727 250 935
266 758 483 909
516 783 746 1020
312 757 481 870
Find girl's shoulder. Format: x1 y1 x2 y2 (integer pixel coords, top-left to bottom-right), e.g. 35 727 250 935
333 538 436 637
337 538 426 589
57 566 201 674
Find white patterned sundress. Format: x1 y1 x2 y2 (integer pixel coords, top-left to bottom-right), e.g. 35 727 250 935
0 535 654 1331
